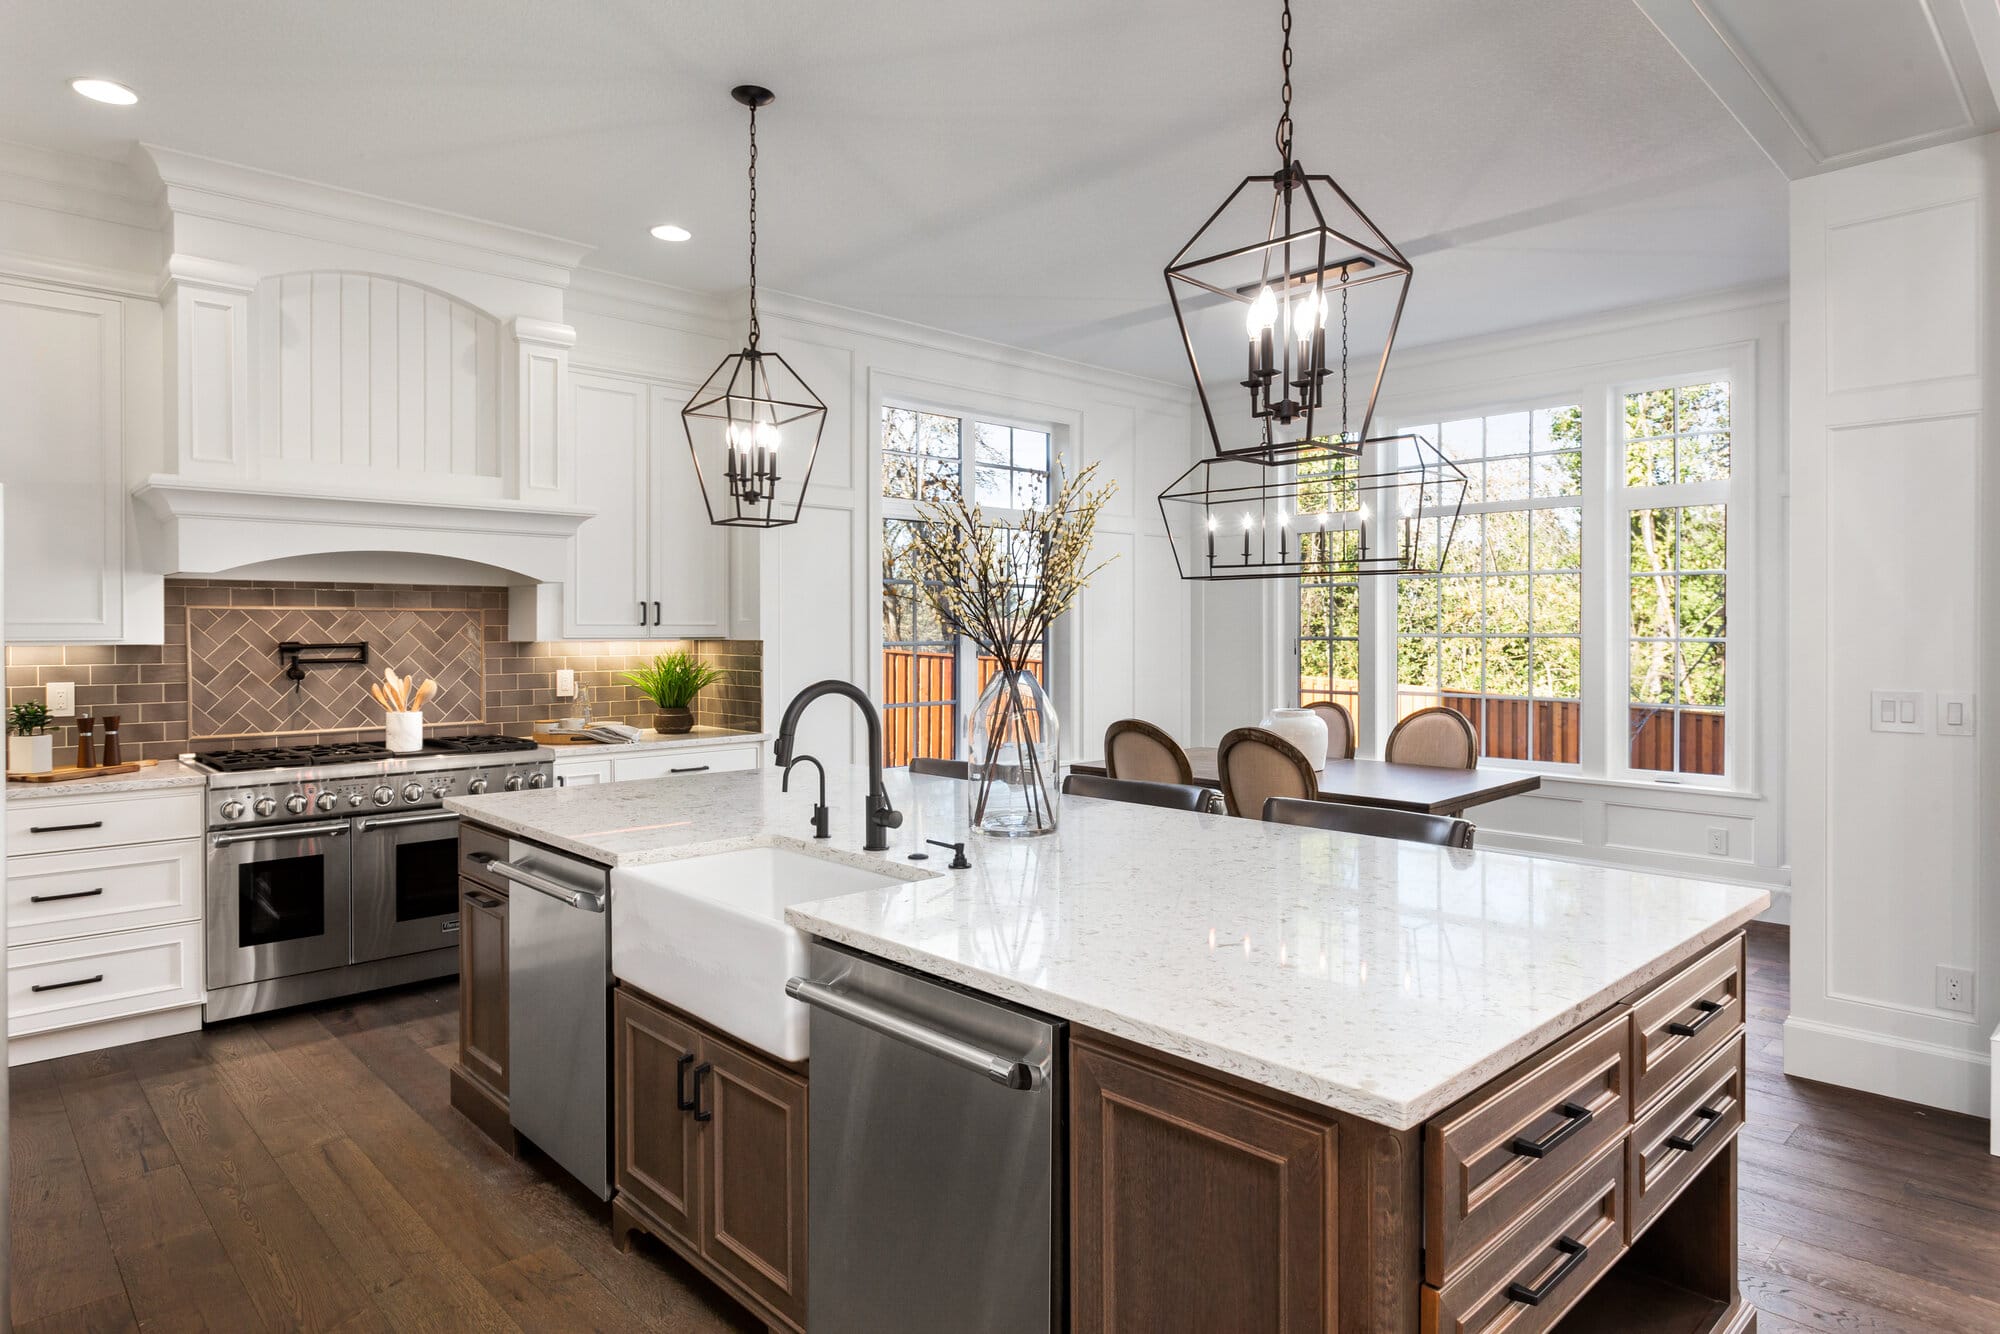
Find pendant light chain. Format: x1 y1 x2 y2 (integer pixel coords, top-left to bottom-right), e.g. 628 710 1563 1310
1274 0 1294 165
745 100 761 348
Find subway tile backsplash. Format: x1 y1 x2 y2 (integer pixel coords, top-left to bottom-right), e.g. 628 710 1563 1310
5 580 762 762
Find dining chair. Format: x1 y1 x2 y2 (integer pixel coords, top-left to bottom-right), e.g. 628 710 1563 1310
1103 719 1196 785
1215 727 1320 818
1261 796 1475 848
1385 707 1479 770
1302 699 1356 761
908 756 971 779
1061 773 1218 814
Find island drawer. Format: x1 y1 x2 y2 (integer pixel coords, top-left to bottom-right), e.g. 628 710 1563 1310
1626 1031 1744 1239
1423 1009 1630 1285
458 823 510 892
1629 935 1744 1112
1422 1137 1625 1334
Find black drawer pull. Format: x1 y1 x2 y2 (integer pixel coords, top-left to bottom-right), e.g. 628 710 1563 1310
1509 1101 1594 1159
670 765 710 774
675 1052 697 1111
464 891 502 910
1507 1235 1588 1306
1667 997 1725 1038
1666 1105 1725 1153
692 1061 714 1122
28 821 104 834
31 973 104 993
30 887 105 904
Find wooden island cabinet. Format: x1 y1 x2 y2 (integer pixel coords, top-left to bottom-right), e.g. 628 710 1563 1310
1069 933 1754 1334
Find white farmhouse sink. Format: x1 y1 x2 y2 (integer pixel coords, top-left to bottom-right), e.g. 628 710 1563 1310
611 844 925 1061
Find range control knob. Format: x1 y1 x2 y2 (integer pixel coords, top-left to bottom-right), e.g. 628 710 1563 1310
527 772 549 789
402 781 426 803
372 785 396 806
316 792 338 813
467 776 489 795
253 796 278 818
284 793 309 815
219 799 246 821
348 791 366 808
503 774 525 792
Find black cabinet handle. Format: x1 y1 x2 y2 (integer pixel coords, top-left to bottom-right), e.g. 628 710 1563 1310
669 765 710 774
556 775 565 787
31 973 104 994
1667 997 1726 1038
30 887 105 904
1509 1101 1594 1159
639 600 646 626
1666 1104 1726 1154
652 600 661 626
692 1061 713 1122
1506 1235 1588 1306
28 821 103 835
675 1052 697 1112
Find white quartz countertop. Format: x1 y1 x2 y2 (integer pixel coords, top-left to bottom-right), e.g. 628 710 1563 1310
447 763 1768 1128
538 728 768 757
6 758 209 801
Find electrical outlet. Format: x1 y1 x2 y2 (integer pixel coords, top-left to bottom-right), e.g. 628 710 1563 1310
1937 966 1975 1015
554 669 576 699
1705 827 1729 857
45 681 75 717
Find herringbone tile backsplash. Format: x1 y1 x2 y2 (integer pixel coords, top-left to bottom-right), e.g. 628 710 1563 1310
6 580 763 761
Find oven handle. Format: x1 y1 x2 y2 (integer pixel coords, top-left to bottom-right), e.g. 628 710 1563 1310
358 811 460 832
211 821 351 848
486 858 605 913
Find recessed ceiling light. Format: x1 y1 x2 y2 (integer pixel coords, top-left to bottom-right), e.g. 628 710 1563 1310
71 78 138 106
650 223 692 243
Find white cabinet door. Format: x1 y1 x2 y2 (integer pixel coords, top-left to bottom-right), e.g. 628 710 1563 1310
553 756 613 786
0 282 125 642
648 385 728 636
568 372 653 638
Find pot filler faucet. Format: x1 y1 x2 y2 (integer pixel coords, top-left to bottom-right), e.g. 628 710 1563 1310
774 680 903 852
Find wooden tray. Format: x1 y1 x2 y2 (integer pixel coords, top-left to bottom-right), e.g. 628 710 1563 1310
6 759 150 784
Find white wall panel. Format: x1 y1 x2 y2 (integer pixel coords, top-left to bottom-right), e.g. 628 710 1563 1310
1825 199 1979 391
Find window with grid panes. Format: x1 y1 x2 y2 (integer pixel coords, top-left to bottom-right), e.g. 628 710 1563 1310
1393 406 1584 764
1623 381 1730 778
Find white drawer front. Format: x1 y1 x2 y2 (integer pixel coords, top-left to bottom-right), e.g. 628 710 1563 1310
6 788 203 854
612 745 759 782
8 922 204 1036
553 758 614 786
7 839 203 945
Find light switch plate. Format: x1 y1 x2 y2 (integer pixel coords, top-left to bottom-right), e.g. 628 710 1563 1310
1938 692 1976 737
45 681 75 717
554 668 576 699
1870 690 1925 734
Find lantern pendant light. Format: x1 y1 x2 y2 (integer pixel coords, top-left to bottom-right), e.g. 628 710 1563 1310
682 85 826 528
1164 0 1413 463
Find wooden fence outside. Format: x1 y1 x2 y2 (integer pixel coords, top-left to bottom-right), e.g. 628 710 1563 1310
882 649 1045 767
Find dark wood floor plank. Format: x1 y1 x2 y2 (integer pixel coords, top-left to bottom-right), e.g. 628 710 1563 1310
478 1246 669 1334
93 1163 262 1332
56 1071 177 1190
10 1292 139 1334
8 1070 130 1327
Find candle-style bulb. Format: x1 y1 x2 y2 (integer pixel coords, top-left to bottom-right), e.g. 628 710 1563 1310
1246 285 1278 336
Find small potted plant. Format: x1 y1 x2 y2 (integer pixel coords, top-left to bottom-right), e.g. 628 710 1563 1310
9 700 54 775
621 652 724 735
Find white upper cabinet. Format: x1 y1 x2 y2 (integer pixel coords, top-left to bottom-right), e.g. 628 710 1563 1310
563 369 726 639
0 281 131 643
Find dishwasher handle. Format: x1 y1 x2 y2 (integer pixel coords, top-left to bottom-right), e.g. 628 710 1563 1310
487 858 605 913
785 976 1043 1090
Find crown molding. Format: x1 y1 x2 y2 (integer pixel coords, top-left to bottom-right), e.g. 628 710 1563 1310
0 139 159 230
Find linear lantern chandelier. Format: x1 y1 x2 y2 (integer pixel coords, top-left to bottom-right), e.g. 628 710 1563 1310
683 85 826 528
1158 436 1469 582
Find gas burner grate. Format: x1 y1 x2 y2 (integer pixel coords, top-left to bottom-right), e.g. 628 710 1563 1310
193 742 393 773
423 733 543 755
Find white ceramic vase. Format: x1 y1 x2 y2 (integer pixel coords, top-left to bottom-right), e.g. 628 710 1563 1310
1262 707 1328 765
8 733 53 773
385 710 424 754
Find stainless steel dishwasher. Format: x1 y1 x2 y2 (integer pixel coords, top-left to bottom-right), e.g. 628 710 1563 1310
788 941 1065 1334
485 838 611 1199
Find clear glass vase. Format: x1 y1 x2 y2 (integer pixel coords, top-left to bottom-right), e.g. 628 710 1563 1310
964 668 1061 837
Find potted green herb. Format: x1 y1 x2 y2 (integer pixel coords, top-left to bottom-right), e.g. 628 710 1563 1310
621 652 724 735
9 700 54 774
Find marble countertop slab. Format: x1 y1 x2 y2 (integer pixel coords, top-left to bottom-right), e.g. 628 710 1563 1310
6 758 210 802
448 763 1768 1128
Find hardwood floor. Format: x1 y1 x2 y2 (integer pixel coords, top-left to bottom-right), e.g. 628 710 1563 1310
8 922 1997 1332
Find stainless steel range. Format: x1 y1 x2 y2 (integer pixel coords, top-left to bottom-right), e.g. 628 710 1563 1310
192 735 552 1020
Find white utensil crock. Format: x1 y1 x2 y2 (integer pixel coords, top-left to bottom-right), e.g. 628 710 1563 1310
1262 707 1328 764
385 711 423 753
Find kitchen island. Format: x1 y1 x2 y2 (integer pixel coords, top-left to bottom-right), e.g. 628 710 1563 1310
449 762 1767 1334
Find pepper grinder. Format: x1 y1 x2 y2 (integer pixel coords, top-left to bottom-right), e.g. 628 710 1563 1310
99 714 121 766
74 713 95 769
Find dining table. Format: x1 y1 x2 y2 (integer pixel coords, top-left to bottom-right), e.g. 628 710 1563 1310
1067 747 1541 818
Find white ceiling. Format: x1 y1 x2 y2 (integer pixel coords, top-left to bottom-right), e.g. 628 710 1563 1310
2 0 1789 378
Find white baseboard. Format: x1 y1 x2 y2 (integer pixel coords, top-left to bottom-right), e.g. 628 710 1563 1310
1782 1014 1993 1120
6 1004 203 1067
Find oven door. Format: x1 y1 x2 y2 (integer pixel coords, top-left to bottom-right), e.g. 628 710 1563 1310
352 810 463 963
207 820 354 991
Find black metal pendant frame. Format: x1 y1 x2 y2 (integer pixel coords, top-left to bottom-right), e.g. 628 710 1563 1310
681 344 826 529
1156 434 1469 582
